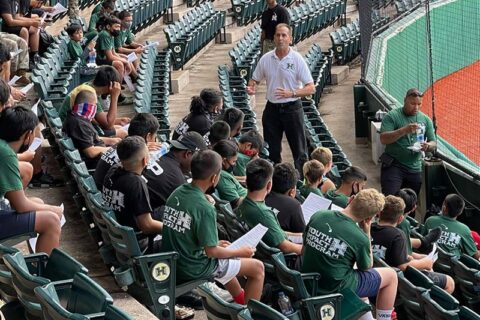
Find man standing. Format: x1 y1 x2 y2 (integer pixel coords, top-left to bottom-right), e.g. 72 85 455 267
260 0 290 54
380 88 436 196
247 24 315 174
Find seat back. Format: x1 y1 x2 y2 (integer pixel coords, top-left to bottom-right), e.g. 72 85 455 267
271 252 311 300
197 283 245 319
105 305 134 320
451 255 480 302
420 286 460 320
459 306 480 320
246 299 288 319
434 246 455 276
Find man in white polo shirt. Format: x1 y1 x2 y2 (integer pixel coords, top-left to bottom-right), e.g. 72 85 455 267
247 23 315 174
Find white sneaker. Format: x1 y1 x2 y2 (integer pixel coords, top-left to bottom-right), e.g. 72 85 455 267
204 282 233 302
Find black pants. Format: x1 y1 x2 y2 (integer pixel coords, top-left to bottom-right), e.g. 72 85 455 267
381 163 422 196
262 100 308 174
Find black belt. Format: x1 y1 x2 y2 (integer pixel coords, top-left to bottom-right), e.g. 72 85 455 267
267 100 300 108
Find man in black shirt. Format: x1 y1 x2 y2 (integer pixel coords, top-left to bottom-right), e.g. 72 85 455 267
371 195 455 293
145 131 207 211
265 162 305 233
260 0 290 54
94 112 161 189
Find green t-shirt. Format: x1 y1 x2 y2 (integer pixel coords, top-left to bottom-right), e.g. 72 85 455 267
324 189 349 209
92 3 102 15
67 40 83 61
216 170 247 204
162 183 219 283
302 210 371 294
237 197 287 247
232 152 251 177
59 83 103 122
380 108 435 172
397 218 413 254
0 140 23 198
88 13 100 32
424 215 477 257
96 30 114 60
299 185 323 198
114 29 134 49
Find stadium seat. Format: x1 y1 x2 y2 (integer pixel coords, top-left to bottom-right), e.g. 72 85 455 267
459 306 480 320
3 249 88 319
420 285 460 320
105 304 135 320
435 246 456 276
238 299 289 320
0 245 21 303
396 266 434 319
34 272 113 319
451 254 480 312
197 282 245 319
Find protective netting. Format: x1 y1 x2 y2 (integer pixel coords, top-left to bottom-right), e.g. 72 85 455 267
364 0 480 173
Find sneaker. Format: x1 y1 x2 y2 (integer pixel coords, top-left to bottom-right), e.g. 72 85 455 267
29 171 64 188
202 282 233 302
175 291 204 310
14 69 31 86
420 227 442 253
174 305 195 320
118 93 134 105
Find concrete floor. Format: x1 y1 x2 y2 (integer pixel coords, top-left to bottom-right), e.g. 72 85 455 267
9 0 381 318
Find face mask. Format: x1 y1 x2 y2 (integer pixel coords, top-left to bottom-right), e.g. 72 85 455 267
18 140 30 153
243 149 256 157
122 21 132 30
111 29 120 37
225 165 235 174
206 185 216 194
72 103 97 121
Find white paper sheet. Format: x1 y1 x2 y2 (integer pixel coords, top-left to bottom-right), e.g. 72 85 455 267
20 83 34 94
288 235 303 244
123 75 135 92
427 243 438 263
227 224 268 250
8 75 20 86
9 49 23 59
48 3 67 17
127 52 137 62
29 204 65 252
301 193 332 223
122 123 130 131
31 99 40 115
144 41 159 49
331 203 344 211
27 137 43 152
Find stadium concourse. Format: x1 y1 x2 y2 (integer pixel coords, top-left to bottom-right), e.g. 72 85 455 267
6 0 379 319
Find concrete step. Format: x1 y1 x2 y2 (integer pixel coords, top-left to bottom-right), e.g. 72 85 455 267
331 65 350 85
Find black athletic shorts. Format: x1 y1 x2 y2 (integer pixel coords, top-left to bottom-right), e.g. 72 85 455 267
0 210 35 240
2 25 24 36
422 270 447 289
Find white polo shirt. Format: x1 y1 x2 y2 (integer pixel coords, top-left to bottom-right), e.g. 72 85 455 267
252 47 314 103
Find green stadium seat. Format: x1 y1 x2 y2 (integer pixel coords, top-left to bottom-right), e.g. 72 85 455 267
238 299 289 320
0 245 20 303
451 255 480 312
434 246 456 276
396 266 433 319
459 306 480 320
3 249 88 319
420 285 460 320
105 304 135 320
197 282 245 319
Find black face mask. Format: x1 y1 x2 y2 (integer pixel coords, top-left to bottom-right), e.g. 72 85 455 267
225 164 235 174
111 29 120 37
18 137 30 153
206 185 216 195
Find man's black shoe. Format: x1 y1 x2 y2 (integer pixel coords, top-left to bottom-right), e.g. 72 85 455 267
175 291 204 310
419 226 442 253
28 171 64 188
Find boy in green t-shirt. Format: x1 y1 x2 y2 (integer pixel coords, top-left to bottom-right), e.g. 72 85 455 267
310 147 336 193
424 194 480 259
324 166 367 209
213 140 247 209
233 130 264 177
88 0 115 33
162 150 264 304
66 24 98 77
114 11 143 54
299 159 324 198
302 189 398 320
237 158 303 255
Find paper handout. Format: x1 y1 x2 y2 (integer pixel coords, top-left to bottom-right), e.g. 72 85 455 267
427 243 438 263
20 83 34 94
8 75 20 86
127 52 138 62
48 3 67 17
301 193 332 224
27 137 43 152
227 224 268 250
31 99 40 115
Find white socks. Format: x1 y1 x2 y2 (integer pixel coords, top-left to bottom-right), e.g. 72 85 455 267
358 311 375 320
376 309 393 320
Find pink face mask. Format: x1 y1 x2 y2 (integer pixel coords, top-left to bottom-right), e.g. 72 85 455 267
243 149 257 157
72 103 97 121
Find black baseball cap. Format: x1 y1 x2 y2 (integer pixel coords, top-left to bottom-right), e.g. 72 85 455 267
170 131 207 151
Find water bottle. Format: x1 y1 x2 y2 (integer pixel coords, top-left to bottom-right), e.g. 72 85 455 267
87 49 97 66
277 292 294 316
416 123 425 143
150 143 170 162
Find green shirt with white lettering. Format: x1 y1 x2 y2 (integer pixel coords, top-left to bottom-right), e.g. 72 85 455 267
232 152 251 177
302 210 371 294
162 183 219 283
324 189 349 209
380 108 435 172
299 184 323 198
397 218 413 254
0 139 23 198
96 30 114 61
237 197 287 247
424 215 477 257
216 170 247 205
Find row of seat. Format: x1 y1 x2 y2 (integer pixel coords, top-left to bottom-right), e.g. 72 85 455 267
304 43 333 105
290 0 346 43
31 34 81 109
164 2 226 70
371 9 391 30
329 20 360 65
370 0 395 9
134 47 172 139
230 0 294 27
229 25 261 81
395 0 423 14
115 0 173 32
186 0 209 8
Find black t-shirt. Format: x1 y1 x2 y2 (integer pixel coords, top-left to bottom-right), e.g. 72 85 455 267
371 223 409 268
261 5 290 40
0 0 18 17
172 112 214 140
265 191 305 233
102 165 153 231
144 151 186 209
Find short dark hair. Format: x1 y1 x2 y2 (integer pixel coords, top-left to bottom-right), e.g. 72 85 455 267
93 66 121 87
128 113 159 140
0 107 39 142
209 121 230 145
74 90 96 105
101 0 115 10
0 42 11 64
444 194 465 218
190 88 222 115
396 188 417 214
105 15 121 26
118 10 132 20
380 195 406 224
218 108 244 131
191 150 222 180
66 23 82 36
116 136 145 163
272 162 298 194
239 130 263 150
0 79 11 106
212 139 238 158
342 166 367 184
246 158 273 192
405 88 423 98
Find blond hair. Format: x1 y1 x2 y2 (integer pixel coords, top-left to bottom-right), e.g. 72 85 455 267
350 188 385 220
303 160 325 184
311 147 333 166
